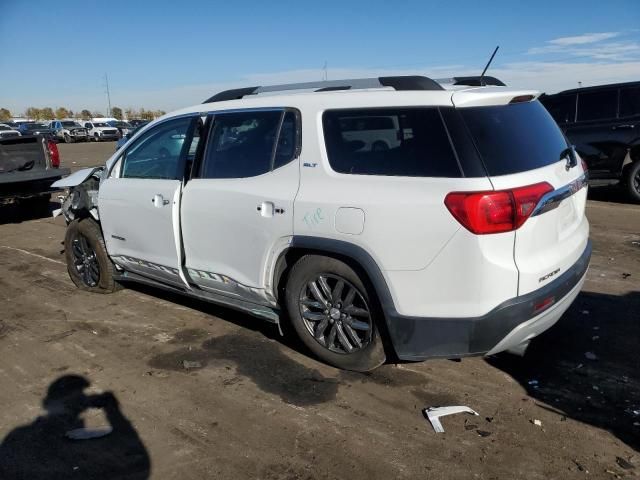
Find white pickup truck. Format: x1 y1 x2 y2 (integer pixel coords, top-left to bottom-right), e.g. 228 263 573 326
83 121 119 142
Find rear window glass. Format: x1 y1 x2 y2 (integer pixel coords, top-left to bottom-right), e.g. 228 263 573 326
619 86 640 117
322 108 461 177
577 90 617 121
460 101 568 176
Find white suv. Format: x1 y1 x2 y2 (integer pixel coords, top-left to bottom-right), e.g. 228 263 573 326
53 75 591 371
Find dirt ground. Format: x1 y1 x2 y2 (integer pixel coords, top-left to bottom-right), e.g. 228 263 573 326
0 141 638 479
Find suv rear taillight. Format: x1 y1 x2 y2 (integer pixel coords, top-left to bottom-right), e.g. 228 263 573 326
47 140 60 168
444 182 553 234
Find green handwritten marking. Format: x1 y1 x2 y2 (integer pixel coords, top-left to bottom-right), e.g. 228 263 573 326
303 208 325 228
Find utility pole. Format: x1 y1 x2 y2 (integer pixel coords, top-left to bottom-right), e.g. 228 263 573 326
322 61 328 81
104 73 112 117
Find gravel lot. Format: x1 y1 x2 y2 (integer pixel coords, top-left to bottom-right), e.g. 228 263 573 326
0 141 638 479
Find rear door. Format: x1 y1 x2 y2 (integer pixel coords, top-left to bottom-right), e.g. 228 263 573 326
567 88 628 176
180 108 300 303
99 115 198 287
458 99 589 295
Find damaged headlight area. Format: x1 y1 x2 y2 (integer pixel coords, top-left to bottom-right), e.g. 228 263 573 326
52 167 104 223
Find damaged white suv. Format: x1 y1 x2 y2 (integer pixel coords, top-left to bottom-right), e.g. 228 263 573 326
54 75 591 371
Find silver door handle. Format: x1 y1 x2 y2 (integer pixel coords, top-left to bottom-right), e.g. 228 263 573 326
152 194 170 207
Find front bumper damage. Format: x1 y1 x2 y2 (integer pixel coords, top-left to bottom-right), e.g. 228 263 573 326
51 167 103 222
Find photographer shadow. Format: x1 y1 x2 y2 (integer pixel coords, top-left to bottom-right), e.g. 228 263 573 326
0 375 150 479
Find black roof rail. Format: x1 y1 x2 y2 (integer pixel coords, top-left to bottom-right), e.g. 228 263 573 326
202 75 444 103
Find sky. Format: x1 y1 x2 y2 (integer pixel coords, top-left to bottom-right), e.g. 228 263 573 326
0 0 639 115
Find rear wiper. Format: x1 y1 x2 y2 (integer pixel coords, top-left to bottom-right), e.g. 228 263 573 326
560 146 578 170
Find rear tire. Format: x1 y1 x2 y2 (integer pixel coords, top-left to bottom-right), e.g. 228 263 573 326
624 161 640 203
64 218 121 293
64 133 72 143
285 255 386 371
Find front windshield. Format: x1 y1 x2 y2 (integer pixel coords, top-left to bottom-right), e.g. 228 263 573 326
114 122 131 127
26 123 48 129
62 121 80 127
94 123 108 127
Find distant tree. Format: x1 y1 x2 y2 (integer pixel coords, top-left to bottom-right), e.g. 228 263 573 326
0 108 11 121
139 108 154 121
80 109 92 120
68 110 74 118
93 112 104 118
111 107 123 120
25 107 41 120
124 108 136 120
40 107 55 120
55 107 70 119
154 110 166 118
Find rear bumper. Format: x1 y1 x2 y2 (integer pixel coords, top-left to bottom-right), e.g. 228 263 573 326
386 239 592 361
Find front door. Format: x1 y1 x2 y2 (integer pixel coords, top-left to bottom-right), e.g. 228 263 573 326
99 115 198 287
180 109 300 303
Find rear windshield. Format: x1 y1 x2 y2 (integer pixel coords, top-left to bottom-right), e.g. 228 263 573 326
323 108 461 177
460 101 568 176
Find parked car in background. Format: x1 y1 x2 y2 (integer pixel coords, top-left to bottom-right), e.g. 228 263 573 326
114 124 146 150
1 135 69 211
54 75 590 372
128 119 149 128
0 124 21 139
540 81 640 201
83 121 119 142
50 120 89 143
106 120 133 138
17 122 54 139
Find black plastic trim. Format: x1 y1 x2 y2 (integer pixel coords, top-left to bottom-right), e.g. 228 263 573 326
203 87 260 104
315 86 351 92
453 76 506 87
379 76 444 91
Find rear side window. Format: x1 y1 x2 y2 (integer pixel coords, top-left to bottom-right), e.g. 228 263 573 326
577 89 618 121
541 94 576 124
201 110 297 179
322 108 461 177
460 101 568 176
619 86 640 117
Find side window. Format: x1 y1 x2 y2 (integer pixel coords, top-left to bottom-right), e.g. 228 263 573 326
322 108 461 177
577 89 618 121
619 87 640 118
542 94 576 124
121 117 193 180
201 110 294 179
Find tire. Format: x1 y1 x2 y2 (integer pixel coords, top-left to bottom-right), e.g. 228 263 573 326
64 218 121 293
64 133 72 143
285 255 386 371
93 134 99 142
624 161 640 203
